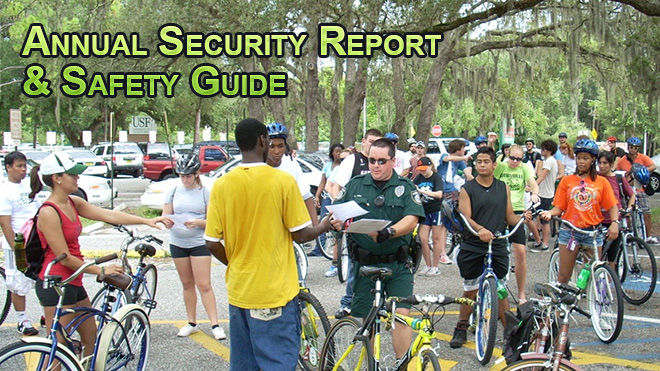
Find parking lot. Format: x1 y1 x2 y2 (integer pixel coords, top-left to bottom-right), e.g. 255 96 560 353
1 177 659 370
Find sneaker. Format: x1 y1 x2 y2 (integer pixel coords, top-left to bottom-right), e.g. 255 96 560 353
598 318 612 332
17 320 38 336
439 255 452 265
418 267 432 276
325 266 338 278
177 324 200 337
646 236 658 244
427 267 440 276
335 307 351 319
449 328 467 348
212 326 227 340
40 315 46 328
531 244 549 253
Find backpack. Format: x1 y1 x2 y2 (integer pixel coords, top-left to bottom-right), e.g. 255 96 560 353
615 174 629 208
503 301 536 364
20 204 59 280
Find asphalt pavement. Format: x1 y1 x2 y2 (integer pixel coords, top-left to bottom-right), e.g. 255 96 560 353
1 177 659 370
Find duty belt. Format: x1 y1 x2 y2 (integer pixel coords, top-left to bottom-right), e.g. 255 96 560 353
350 243 409 265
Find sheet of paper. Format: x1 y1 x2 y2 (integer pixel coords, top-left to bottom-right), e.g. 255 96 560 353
345 219 391 234
325 201 369 222
162 213 203 231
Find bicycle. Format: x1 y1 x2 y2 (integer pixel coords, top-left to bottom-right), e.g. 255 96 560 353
294 241 309 281
630 203 647 241
319 266 475 371
297 281 331 370
0 253 151 370
547 219 624 343
91 225 162 316
458 207 535 365
0 266 11 326
503 282 590 371
612 209 657 305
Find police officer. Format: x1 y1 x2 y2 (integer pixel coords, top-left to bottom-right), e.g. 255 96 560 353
333 138 425 359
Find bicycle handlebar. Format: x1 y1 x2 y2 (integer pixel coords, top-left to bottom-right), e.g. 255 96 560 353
556 219 599 237
114 224 164 246
388 294 475 308
459 203 540 239
43 252 119 288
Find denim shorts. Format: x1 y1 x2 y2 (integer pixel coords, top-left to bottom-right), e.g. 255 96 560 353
228 298 300 371
557 226 604 249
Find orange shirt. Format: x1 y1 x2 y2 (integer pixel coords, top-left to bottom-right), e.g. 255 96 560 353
615 153 653 172
553 175 618 228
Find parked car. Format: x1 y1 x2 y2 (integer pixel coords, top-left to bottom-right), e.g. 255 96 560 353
140 155 322 209
195 140 240 156
20 150 51 163
91 142 144 178
143 145 229 181
63 149 108 176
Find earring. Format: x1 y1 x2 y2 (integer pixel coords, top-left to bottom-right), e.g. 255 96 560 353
57 181 61 184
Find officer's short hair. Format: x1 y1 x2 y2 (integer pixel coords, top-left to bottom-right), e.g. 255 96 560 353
475 146 496 162
362 128 383 140
369 138 395 158
235 118 268 152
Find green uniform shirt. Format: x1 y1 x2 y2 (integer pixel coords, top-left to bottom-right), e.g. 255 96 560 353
334 173 425 255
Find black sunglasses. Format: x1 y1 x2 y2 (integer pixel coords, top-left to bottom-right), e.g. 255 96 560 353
368 157 391 165
629 146 639 149
509 156 523 162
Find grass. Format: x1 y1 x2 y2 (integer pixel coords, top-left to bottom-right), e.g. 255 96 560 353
80 206 162 229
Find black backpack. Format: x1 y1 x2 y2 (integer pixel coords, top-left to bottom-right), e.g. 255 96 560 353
21 204 59 280
503 301 536 364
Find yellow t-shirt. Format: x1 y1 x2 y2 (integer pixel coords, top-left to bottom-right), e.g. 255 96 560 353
204 163 311 309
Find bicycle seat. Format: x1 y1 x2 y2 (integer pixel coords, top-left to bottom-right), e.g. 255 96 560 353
97 273 134 291
534 283 577 305
134 243 156 257
359 266 392 279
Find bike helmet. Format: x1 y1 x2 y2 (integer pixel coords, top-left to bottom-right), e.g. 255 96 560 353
384 132 399 143
176 153 201 175
627 136 642 147
525 138 535 145
573 139 599 156
474 136 487 146
631 163 650 186
440 200 464 234
267 122 288 140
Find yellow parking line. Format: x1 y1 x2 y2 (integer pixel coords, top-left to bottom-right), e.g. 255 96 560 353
189 330 231 362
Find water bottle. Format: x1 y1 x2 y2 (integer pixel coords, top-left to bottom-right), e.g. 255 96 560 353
411 318 422 330
497 280 508 300
576 263 591 290
14 233 28 272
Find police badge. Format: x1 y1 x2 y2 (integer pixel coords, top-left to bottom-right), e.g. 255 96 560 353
395 185 405 197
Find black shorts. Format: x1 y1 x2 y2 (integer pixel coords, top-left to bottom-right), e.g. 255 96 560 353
539 197 553 225
170 244 211 258
35 280 88 307
457 249 509 281
509 212 526 245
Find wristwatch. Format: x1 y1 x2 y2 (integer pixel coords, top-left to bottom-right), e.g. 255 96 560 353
387 227 396 238
612 220 620 224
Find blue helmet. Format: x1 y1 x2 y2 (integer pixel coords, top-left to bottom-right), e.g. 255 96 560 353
573 139 599 156
631 163 650 185
440 200 464 234
267 122 288 140
627 137 642 147
474 136 487 146
384 132 399 143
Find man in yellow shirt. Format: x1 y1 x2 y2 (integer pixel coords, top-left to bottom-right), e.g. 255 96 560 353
205 118 338 371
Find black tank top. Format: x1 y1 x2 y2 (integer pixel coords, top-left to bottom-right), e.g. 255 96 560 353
351 152 370 178
461 178 508 254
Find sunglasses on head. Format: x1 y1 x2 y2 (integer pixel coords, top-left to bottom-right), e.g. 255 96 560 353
509 156 523 162
368 157 391 165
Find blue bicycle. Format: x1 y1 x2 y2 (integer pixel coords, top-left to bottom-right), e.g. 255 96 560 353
91 225 162 316
459 207 536 365
0 253 150 370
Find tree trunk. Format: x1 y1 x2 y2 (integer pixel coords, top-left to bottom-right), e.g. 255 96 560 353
417 34 456 142
392 57 407 149
343 58 368 147
329 56 343 146
304 14 320 153
193 99 202 144
241 58 264 121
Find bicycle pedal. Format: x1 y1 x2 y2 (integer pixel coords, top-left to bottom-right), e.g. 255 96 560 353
143 299 157 309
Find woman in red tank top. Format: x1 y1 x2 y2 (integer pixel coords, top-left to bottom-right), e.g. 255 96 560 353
31 152 172 357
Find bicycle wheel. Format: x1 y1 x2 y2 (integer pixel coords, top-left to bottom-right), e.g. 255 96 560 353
298 290 331 370
294 242 309 281
91 286 133 314
96 304 150 371
338 235 350 284
616 236 657 305
632 209 647 241
548 249 560 283
0 267 11 326
587 264 623 343
475 276 498 365
319 231 335 260
0 340 82 370
419 349 441 370
501 357 580 371
133 264 158 315
320 316 374 371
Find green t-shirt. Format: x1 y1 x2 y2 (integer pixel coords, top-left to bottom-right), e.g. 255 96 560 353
493 162 534 212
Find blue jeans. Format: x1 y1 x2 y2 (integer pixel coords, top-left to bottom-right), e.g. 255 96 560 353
340 258 354 308
229 299 300 371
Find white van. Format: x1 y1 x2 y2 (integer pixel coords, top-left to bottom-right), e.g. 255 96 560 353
426 137 478 165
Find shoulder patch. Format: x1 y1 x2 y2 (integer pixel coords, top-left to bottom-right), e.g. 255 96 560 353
411 190 422 205
336 187 346 201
